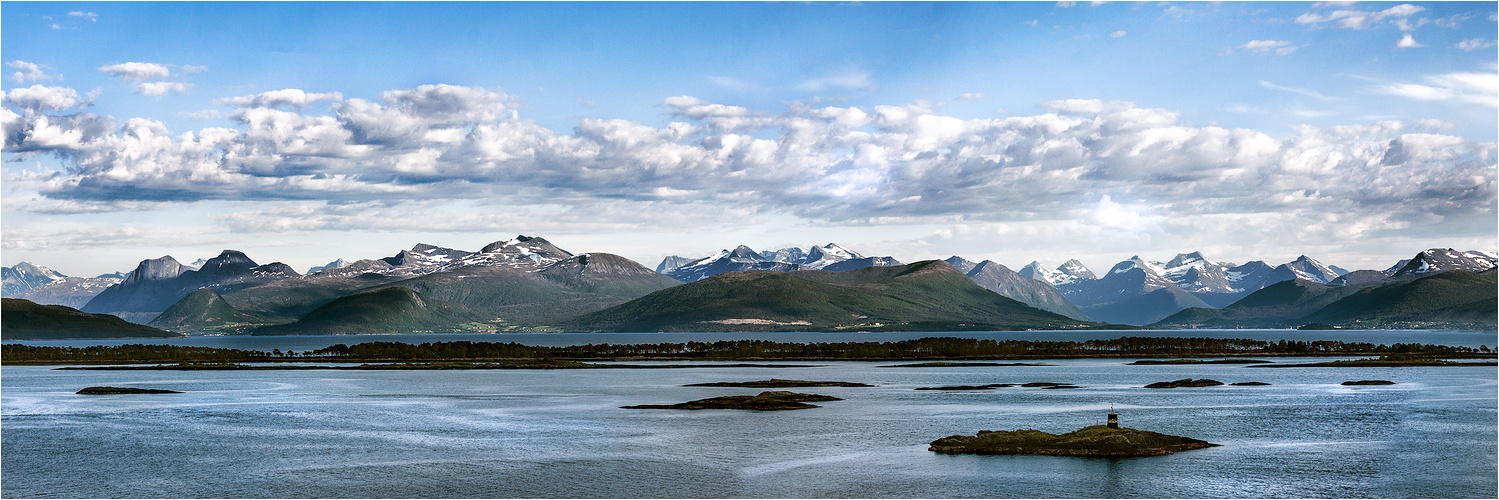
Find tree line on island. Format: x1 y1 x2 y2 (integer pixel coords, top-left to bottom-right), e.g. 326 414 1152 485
3 337 1489 364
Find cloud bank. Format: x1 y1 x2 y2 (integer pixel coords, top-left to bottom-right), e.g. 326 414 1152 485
2 84 1494 245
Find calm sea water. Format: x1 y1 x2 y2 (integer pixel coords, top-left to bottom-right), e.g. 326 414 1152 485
3 349 1496 498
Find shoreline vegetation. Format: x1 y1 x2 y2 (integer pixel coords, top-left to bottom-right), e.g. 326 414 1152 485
4 337 1493 366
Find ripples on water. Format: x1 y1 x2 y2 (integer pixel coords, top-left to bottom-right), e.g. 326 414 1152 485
3 355 1496 498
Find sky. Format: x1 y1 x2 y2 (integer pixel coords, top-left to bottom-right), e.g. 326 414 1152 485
2 1 1496 277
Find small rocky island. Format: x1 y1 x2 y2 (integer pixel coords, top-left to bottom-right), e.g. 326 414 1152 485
683 379 873 388
930 425 1218 458
622 391 841 411
1144 378 1225 388
76 386 183 394
1129 359 1271 365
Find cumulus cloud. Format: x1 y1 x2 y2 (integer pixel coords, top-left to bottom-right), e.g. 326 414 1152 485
98 62 171 81
2 86 1492 254
1296 3 1424 30
1395 33 1425 48
215 89 344 109
7 61 53 84
3 85 83 111
136 82 193 96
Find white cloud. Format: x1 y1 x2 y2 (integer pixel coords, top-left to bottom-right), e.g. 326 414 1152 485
1056 1 1076 7
98 62 171 81
67 11 98 22
7 61 53 84
1296 3 1425 30
1453 38 1495 51
1395 33 1425 48
136 82 193 96
1109 30 1127 38
3 85 82 111
955 93 985 102
1258 81 1340 101
216 89 344 109
1240 40 1297 55
1378 71 1499 107
2 86 1490 260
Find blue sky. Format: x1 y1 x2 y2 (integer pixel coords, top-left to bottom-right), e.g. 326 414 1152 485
3 1 1496 276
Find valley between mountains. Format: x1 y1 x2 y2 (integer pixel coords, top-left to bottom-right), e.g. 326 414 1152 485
2 236 1495 339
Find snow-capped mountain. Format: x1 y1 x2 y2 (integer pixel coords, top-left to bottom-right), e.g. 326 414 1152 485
664 245 802 282
1 262 66 296
1056 256 1209 325
307 258 352 274
1153 252 1235 294
1388 248 1497 281
760 247 809 265
1018 259 1095 286
944 256 978 274
962 260 1089 321
800 243 865 270
184 258 210 270
1260 255 1340 285
823 256 903 272
655 255 694 274
11 275 125 309
1224 261 1276 291
661 242 900 282
308 236 575 279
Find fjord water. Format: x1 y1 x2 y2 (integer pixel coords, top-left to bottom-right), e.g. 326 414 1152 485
3 344 1495 497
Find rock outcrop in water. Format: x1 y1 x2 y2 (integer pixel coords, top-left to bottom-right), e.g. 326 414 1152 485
683 379 873 388
77 386 183 394
929 425 1218 457
621 391 842 411
1144 378 1225 388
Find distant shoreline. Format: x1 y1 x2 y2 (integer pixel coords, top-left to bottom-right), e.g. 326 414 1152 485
4 336 1492 365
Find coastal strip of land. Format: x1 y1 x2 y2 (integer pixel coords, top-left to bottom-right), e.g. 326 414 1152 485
5 336 1492 366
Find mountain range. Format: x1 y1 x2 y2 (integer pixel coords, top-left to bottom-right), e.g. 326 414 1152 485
566 260 1100 332
1154 251 1497 331
657 243 903 282
2 239 1493 338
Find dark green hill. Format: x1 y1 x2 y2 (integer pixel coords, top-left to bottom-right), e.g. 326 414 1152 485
371 253 682 326
1152 279 1372 328
220 273 403 322
148 289 274 335
565 260 1103 332
1153 269 1496 330
251 287 490 335
2 298 183 340
1303 269 1496 329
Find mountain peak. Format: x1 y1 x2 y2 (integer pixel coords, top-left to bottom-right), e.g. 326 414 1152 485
122 256 188 284
1165 251 1207 268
